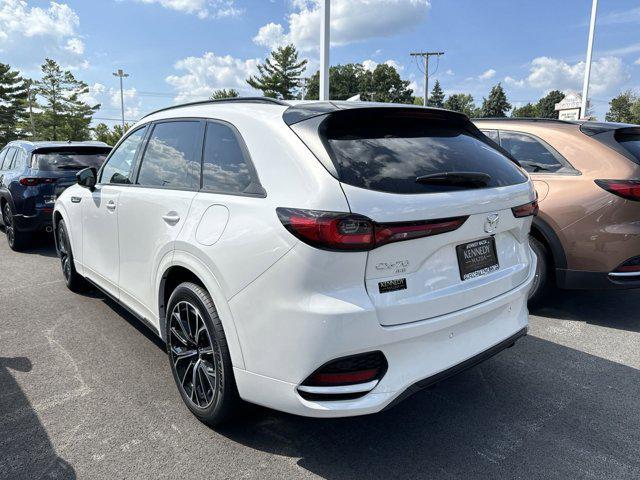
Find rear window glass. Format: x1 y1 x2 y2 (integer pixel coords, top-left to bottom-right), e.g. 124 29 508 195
617 133 640 163
322 112 527 194
34 149 110 171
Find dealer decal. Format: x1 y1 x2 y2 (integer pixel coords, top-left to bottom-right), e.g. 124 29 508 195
378 278 407 293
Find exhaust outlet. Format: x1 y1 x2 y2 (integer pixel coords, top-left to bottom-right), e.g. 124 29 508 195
45 226 53 233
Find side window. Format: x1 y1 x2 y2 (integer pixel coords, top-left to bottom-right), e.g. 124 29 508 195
1 148 16 170
499 131 564 173
0 149 8 171
12 150 26 170
481 129 499 143
136 121 201 190
100 126 147 184
202 121 257 194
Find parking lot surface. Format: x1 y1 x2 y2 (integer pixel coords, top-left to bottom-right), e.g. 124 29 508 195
1 235 639 480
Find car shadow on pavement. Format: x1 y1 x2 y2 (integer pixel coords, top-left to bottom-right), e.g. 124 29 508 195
218 336 640 479
0 227 58 258
531 287 640 333
0 356 76 479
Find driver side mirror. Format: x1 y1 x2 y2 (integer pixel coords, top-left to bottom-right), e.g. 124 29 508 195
77 167 97 190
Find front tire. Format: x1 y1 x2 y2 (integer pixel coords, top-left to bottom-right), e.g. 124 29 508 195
166 282 240 426
528 235 550 308
3 203 29 251
56 219 88 292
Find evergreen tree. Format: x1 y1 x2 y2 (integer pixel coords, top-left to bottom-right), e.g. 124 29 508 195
443 93 477 117
210 89 239 100
511 103 538 118
536 90 564 118
480 83 511 118
0 63 27 145
35 59 99 141
605 91 639 123
427 80 445 108
247 44 307 100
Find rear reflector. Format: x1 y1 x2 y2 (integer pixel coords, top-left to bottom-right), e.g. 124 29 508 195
301 351 388 388
614 256 640 273
595 179 640 201
277 207 467 251
511 200 539 218
19 177 56 186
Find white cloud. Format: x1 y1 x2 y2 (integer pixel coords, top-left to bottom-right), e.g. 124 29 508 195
64 37 85 55
165 52 260 102
362 59 404 72
478 68 496 80
129 0 242 19
504 75 525 87
445 69 454 76
253 0 431 51
599 6 640 25
82 82 142 120
509 56 631 95
635 58 640 65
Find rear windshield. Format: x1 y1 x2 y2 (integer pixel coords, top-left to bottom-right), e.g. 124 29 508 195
617 133 640 164
321 112 527 194
33 149 110 171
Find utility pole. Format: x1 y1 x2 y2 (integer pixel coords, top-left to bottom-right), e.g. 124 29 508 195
112 69 130 131
581 0 598 119
319 0 330 101
410 51 444 106
25 79 36 138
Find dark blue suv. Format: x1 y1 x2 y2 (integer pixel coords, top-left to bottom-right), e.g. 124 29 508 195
0 141 111 251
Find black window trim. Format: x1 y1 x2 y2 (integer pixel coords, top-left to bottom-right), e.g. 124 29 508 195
498 129 580 176
98 124 150 185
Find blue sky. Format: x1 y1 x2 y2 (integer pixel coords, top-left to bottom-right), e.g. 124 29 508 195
1 0 639 123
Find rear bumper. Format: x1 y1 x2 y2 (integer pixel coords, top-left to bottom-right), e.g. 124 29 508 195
557 268 640 290
13 209 54 232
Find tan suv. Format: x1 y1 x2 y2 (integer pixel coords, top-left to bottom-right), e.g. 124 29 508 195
474 118 640 304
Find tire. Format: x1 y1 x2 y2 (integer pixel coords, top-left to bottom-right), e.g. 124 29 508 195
56 219 89 292
3 203 29 251
528 235 550 308
166 282 240 426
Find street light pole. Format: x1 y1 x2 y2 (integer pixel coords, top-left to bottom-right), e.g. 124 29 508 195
112 69 130 130
581 0 598 119
320 0 330 101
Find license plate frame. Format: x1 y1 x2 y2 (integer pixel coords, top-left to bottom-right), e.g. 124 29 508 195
456 237 499 281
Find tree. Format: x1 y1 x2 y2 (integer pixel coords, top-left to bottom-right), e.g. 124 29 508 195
35 59 99 141
247 44 307 100
443 93 477 117
0 63 28 145
94 122 132 145
305 63 367 100
606 91 640 123
511 103 538 118
536 90 564 118
361 63 413 104
210 89 239 100
427 80 445 108
480 83 511 118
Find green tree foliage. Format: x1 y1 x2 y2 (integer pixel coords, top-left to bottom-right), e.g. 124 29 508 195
35 59 99 141
247 44 307 100
443 93 477 117
94 122 132 145
210 89 239 100
361 63 413 104
305 63 368 100
606 91 640 124
536 90 564 118
511 103 538 118
0 63 28 145
480 83 511 118
427 80 445 108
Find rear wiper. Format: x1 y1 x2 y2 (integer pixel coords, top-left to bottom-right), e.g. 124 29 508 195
416 171 491 188
518 160 554 173
57 165 90 170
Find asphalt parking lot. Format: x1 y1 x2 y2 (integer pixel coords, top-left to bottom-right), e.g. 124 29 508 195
1 235 640 480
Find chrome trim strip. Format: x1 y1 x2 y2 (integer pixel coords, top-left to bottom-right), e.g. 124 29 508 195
609 271 640 278
297 379 379 395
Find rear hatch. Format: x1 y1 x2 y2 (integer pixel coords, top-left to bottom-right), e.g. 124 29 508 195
288 106 536 326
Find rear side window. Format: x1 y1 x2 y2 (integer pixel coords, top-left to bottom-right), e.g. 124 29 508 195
34 149 109 171
499 131 564 173
202 121 254 194
321 111 527 194
1 148 16 170
0 149 7 170
482 129 499 143
137 121 201 190
617 133 640 163
101 126 147 184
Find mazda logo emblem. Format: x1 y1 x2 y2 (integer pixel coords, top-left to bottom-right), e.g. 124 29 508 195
484 214 500 233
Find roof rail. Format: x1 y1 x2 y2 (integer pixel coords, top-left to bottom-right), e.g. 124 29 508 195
142 97 290 119
471 117 576 124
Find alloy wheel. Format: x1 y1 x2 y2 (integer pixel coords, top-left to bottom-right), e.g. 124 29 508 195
168 301 219 409
3 204 15 248
57 225 72 281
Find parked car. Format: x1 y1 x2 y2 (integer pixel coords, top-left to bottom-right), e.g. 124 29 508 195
474 118 640 304
54 98 537 425
0 141 112 251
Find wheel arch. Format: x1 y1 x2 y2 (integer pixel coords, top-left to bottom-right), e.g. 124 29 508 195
530 216 567 271
156 251 246 369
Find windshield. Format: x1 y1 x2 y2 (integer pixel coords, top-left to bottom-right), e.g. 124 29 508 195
33 149 110 171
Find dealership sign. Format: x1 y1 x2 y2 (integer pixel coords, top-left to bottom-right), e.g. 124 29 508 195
555 92 587 120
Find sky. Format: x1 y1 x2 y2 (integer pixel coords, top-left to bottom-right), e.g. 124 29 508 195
1 0 639 125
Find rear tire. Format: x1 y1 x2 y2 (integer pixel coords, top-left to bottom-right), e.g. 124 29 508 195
3 203 29 251
528 235 550 308
56 219 89 292
166 282 241 426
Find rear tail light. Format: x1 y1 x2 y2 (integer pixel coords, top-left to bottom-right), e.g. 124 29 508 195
595 180 640 201
511 200 539 218
19 177 56 186
613 256 640 273
276 208 467 251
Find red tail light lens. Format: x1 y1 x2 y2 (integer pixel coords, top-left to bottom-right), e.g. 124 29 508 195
19 177 56 186
595 180 640 201
277 208 467 251
302 351 388 387
614 256 640 273
511 200 539 218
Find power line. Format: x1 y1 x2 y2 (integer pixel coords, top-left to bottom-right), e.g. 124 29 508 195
409 51 444 106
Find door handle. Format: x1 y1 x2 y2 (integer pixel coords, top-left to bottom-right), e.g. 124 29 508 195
162 213 181 225
106 201 116 211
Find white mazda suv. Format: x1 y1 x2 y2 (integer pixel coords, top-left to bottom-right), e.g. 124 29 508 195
54 98 537 425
